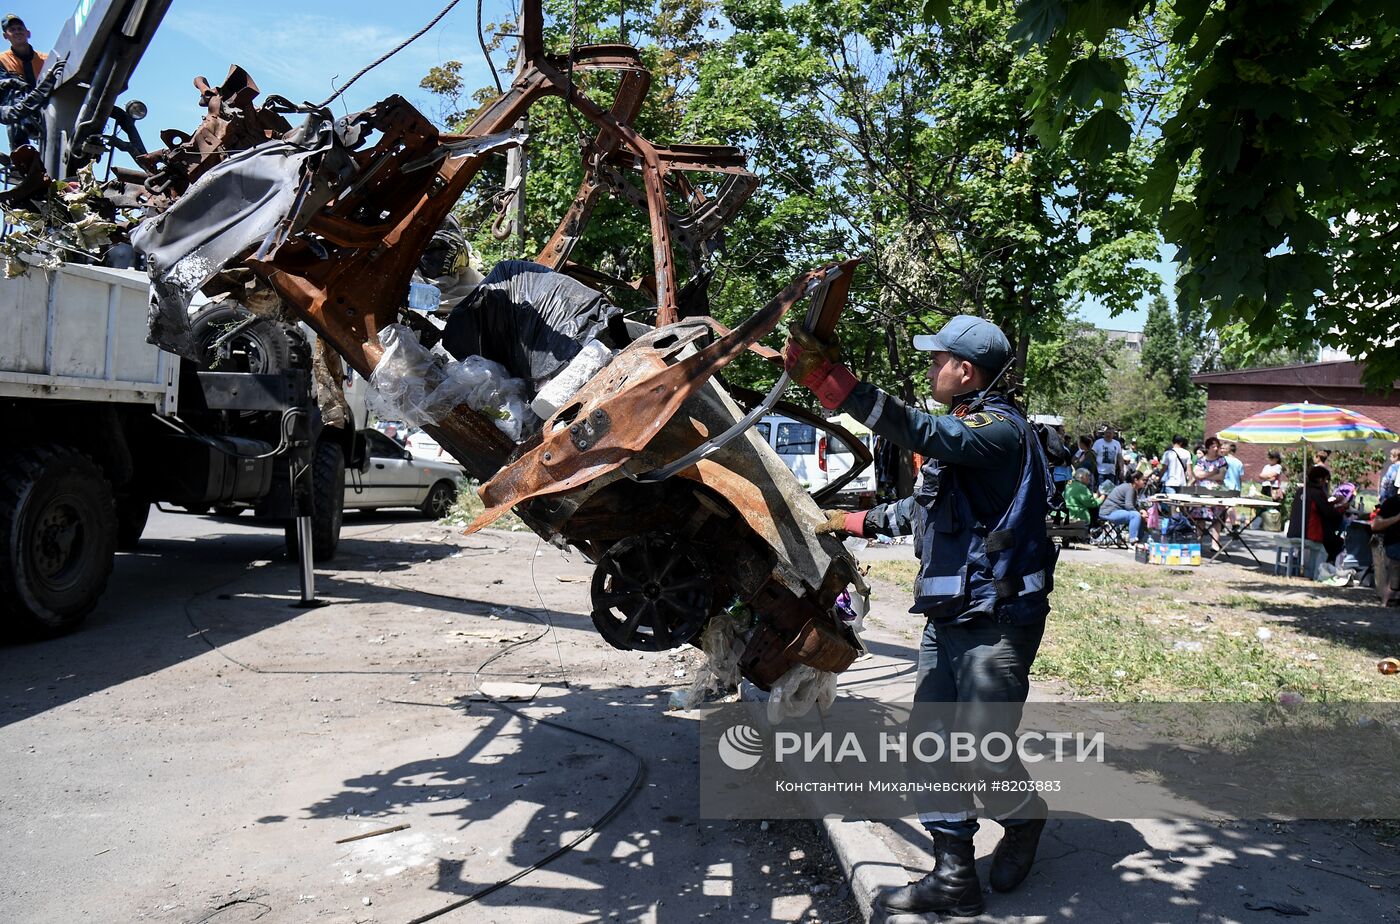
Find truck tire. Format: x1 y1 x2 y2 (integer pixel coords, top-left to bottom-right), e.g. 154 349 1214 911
189 303 308 374
284 440 345 563
115 497 150 550
420 480 458 520
0 446 118 638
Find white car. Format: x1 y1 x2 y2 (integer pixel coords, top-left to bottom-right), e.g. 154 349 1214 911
345 429 464 518
754 413 876 505
403 427 462 466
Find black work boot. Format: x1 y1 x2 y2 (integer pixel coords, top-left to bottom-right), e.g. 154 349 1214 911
876 832 984 918
989 817 1046 893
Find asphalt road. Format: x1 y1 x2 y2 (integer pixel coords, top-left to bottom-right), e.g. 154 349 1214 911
2 507 856 923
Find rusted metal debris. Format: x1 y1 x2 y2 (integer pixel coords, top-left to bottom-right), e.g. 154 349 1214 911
126 0 868 690
131 66 293 207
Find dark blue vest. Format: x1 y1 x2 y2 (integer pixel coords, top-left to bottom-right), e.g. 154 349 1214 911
911 396 1057 622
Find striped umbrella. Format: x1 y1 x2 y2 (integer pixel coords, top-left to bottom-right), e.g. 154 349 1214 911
1217 402 1397 450
1217 402 1398 574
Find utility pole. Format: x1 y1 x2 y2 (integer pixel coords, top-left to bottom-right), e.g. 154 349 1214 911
504 39 528 255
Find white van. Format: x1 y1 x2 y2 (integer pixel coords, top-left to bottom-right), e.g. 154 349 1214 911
754 413 876 506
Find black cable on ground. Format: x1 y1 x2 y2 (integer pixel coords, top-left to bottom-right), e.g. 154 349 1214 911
179 527 647 920
404 603 646 923
317 0 464 109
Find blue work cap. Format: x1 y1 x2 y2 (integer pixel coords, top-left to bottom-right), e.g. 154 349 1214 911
912 316 1012 372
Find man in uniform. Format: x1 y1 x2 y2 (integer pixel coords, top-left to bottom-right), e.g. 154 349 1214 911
0 13 62 152
784 315 1058 920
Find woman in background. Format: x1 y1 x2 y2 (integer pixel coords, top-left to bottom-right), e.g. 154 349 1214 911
1259 450 1284 498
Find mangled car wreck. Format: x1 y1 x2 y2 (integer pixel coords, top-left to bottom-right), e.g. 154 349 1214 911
122 0 872 699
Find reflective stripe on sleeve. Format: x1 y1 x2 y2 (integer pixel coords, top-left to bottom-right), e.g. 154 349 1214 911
918 810 976 823
864 391 887 429
1018 570 1046 596
918 575 963 597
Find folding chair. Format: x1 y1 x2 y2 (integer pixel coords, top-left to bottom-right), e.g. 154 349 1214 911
1089 513 1130 549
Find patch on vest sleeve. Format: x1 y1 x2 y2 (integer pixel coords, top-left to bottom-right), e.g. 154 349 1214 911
963 411 1006 429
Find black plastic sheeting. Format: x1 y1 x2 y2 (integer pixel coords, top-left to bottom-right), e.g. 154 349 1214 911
442 260 622 392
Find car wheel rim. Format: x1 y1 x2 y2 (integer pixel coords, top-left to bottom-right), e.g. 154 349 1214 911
589 534 712 651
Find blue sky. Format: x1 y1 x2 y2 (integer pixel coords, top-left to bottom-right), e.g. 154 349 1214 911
23 1 503 145
21 1 1165 331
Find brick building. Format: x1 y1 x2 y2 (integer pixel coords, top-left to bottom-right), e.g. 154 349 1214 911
1192 361 1400 487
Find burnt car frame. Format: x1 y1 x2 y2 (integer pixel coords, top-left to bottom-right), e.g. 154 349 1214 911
126 0 873 690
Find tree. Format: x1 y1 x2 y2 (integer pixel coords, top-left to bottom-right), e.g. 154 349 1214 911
1101 363 1203 457
1139 292 1193 401
984 0 1400 386
423 0 1165 407
687 0 1161 400
1024 318 1117 432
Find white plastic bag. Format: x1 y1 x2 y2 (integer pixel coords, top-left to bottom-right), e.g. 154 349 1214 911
766 664 838 724
368 324 536 441
669 616 744 711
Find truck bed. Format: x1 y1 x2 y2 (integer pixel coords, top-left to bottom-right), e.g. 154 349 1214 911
0 263 175 411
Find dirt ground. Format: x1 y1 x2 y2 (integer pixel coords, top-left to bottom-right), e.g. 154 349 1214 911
1 509 859 923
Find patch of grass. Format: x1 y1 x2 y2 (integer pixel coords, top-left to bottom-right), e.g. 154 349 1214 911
1216 594 1267 610
864 559 919 595
441 479 527 531
863 558 1395 703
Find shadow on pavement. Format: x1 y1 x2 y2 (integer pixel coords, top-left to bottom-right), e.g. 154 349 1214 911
0 519 452 727
302 682 858 922
876 813 1391 923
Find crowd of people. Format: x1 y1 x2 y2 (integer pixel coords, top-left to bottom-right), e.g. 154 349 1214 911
1048 424 1400 598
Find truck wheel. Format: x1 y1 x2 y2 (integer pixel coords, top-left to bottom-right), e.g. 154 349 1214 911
189 303 308 373
284 440 345 562
0 447 117 637
115 497 150 550
421 481 458 520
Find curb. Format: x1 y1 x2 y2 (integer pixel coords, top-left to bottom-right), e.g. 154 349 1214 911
821 816 908 922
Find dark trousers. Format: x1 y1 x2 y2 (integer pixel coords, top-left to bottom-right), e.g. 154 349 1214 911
915 616 1044 838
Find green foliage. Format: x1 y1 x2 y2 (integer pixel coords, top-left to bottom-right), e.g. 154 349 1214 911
1206 320 1318 373
1282 447 1389 487
1100 361 1202 456
1024 301 1203 451
1329 449 1389 488
421 0 1162 404
1139 292 1195 402
997 0 1400 387
1024 318 1117 430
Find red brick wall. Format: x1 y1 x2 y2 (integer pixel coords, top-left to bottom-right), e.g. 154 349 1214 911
1202 383 1400 489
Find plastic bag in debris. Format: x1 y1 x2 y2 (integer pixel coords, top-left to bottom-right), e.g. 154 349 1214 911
441 260 622 392
369 324 535 442
766 664 838 724
669 616 745 711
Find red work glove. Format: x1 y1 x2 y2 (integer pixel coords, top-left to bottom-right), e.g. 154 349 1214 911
783 324 857 410
813 508 868 537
